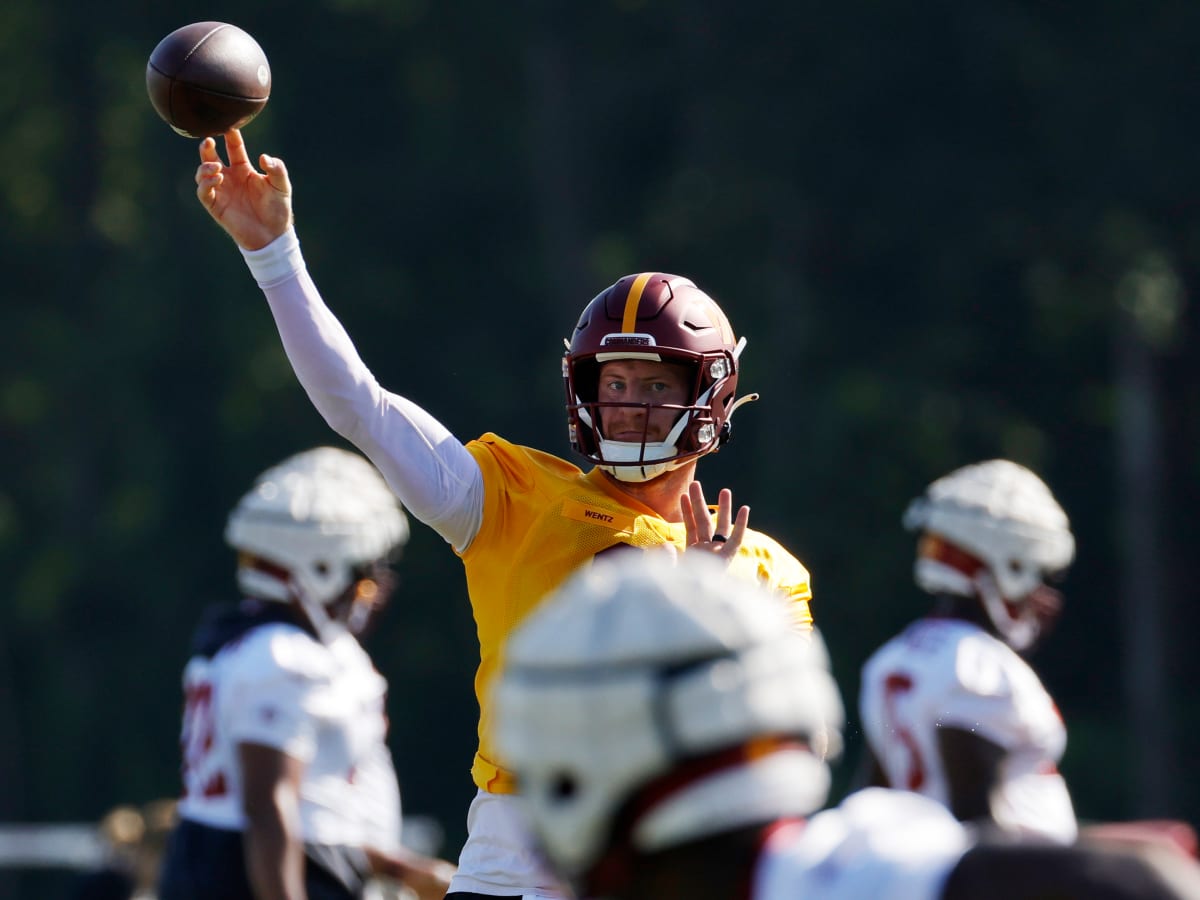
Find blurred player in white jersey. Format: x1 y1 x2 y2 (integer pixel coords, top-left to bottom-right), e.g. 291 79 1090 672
492 552 1200 900
858 459 1078 841
157 447 455 900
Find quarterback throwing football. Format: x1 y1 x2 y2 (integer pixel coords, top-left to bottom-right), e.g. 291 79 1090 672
188 128 816 899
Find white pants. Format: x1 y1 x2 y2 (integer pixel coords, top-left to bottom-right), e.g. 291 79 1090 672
447 789 570 899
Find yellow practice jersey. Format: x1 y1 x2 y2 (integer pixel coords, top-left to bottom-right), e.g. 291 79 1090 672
460 433 813 793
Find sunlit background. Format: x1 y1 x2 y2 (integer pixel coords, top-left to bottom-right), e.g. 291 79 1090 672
2 1 1198 896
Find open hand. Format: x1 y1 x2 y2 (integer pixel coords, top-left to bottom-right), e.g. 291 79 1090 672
195 128 293 250
680 482 749 559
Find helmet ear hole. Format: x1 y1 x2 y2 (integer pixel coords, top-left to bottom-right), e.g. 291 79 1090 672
717 420 732 447
573 359 600 404
550 771 579 802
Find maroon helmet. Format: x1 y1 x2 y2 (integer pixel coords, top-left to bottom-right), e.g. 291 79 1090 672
563 272 755 481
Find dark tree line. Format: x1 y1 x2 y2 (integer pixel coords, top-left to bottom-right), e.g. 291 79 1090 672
2 2 1198 896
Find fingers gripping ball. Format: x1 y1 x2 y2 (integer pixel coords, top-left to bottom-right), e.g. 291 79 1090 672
146 22 271 138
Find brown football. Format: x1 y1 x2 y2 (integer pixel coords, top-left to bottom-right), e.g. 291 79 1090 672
146 22 271 139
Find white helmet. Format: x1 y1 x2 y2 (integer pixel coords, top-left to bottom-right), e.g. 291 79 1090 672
224 447 409 639
492 552 843 894
903 459 1074 649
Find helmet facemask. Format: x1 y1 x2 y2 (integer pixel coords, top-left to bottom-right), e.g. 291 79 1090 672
972 567 1064 652
234 549 400 643
569 354 739 483
327 558 400 639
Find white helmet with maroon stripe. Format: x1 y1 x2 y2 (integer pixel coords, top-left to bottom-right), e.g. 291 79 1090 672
492 553 843 896
224 447 409 640
903 459 1075 650
563 272 757 482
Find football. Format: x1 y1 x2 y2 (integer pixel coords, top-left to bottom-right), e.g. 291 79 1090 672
146 22 271 139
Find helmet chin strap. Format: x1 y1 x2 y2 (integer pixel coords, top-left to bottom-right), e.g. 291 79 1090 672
593 406 695 483
600 453 690 483
974 570 1039 652
582 384 759 484
290 581 348 645
245 557 347 645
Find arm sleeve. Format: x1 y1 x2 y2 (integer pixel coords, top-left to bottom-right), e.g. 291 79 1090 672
240 229 483 551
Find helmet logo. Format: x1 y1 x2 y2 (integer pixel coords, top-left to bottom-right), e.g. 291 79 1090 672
601 334 656 348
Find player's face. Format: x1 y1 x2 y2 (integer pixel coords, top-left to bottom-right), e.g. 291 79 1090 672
597 359 691 443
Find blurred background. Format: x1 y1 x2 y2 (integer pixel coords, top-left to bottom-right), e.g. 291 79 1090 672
2 0 1198 896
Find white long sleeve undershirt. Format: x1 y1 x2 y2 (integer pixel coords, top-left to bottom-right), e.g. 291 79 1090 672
240 228 485 553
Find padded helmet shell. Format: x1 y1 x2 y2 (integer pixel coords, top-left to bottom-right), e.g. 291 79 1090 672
903 459 1074 650
225 447 409 616
493 553 843 891
564 273 745 478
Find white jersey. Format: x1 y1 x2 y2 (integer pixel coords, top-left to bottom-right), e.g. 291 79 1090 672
859 617 1076 842
754 788 970 899
354 737 404 854
175 619 399 849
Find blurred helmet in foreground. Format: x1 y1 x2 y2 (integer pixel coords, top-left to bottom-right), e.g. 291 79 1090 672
903 458 1074 650
493 553 843 895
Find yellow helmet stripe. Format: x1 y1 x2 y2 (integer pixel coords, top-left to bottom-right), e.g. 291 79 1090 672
621 272 655 333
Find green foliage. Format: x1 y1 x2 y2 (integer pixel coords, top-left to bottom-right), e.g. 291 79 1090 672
2 0 1197 874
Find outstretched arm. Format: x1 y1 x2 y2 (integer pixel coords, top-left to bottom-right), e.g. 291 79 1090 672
193 131 484 551
195 129 292 251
